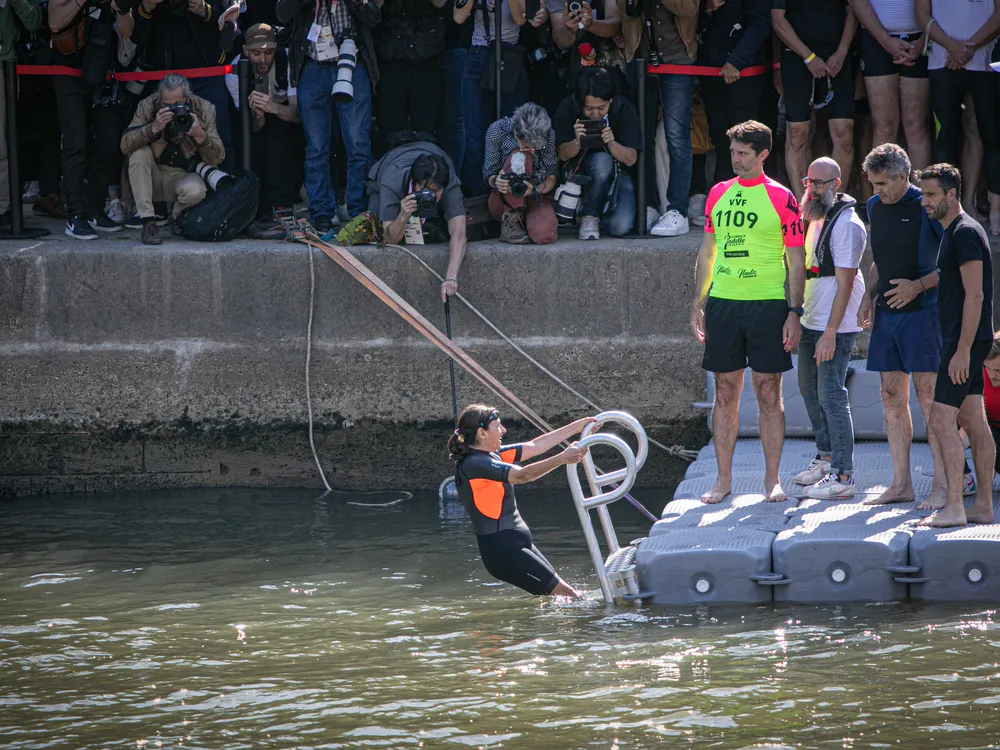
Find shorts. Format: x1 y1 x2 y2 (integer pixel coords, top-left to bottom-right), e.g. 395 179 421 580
934 339 993 408
860 29 929 79
476 527 558 595
781 46 856 123
867 306 942 373
702 297 793 374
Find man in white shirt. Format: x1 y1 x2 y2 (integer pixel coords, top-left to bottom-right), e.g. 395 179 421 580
793 157 868 499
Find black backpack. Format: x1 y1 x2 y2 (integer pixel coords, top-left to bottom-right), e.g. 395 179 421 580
177 173 260 242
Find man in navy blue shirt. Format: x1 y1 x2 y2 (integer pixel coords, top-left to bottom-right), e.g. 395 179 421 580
919 162 996 528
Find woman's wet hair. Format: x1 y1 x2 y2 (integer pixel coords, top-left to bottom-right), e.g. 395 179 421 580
448 403 500 460
410 154 450 190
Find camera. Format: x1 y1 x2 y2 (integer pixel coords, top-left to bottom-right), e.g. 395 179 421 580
332 37 357 103
411 187 439 219
554 180 582 222
193 161 234 192
502 172 530 198
167 101 194 135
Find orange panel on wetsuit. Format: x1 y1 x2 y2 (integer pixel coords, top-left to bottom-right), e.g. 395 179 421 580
456 444 527 535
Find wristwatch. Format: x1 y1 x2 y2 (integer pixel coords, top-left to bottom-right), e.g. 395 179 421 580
788 305 804 316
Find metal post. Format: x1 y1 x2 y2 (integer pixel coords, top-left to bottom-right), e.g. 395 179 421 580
635 57 647 237
237 58 252 173
444 299 458 426
4 60 48 239
494 0 503 118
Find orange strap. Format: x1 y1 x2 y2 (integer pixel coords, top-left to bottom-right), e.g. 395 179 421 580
647 62 771 77
15 64 232 80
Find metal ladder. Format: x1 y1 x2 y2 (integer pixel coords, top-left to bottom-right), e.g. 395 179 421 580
566 411 650 605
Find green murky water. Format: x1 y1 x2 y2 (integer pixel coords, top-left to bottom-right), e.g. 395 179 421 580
1 488 999 749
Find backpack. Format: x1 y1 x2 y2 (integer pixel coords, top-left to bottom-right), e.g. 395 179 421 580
177 173 260 242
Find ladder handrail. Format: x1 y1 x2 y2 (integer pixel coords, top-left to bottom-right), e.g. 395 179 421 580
581 411 649 489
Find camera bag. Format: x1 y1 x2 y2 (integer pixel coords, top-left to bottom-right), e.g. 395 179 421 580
177 173 260 242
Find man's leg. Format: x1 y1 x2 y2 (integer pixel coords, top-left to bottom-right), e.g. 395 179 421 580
914 370 948 509
374 58 410 137
171 174 208 216
864 75 901 148
753 371 787 502
439 47 467 174
817 332 857 482
899 76 932 169
335 63 374 217
0 72 8 218
51 72 90 218
657 73 693 217
128 147 158 219
929 68 964 165
190 76 235 174
461 46 490 196
297 61 337 222
923 401 967 526
958 396 997 524
259 118 306 213
785 121 810 201
829 118 855 192
602 171 635 237
702 370 744 504
796 328 833 471
866 371 915 503
580 151 614 218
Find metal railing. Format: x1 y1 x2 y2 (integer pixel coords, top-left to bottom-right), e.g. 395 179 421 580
566 410 650 604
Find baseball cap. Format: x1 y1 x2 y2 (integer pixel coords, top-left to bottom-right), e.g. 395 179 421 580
245 23 277 51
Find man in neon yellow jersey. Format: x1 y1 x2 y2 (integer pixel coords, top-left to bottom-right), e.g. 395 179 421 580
690 120 806 505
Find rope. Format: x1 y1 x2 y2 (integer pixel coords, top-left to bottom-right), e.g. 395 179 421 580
305 244 414 506
385 243 698 463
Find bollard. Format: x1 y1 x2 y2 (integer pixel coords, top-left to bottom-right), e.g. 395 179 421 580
4 59 48 239
237 58 252 173
635 57 646 237
494 4 502 118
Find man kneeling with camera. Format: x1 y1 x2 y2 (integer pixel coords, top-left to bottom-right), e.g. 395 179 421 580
484 103 559 245
368 142 468 301
554 67 639 240
121 73 225 245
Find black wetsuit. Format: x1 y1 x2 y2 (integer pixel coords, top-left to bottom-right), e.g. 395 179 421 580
455 445 559 595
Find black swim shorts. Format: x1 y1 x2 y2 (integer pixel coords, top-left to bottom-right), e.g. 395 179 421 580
476 527 559 595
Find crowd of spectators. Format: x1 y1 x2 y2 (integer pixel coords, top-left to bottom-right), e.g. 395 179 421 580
2 1 1000 271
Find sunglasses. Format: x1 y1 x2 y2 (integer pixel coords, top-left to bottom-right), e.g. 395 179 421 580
809 76 834 110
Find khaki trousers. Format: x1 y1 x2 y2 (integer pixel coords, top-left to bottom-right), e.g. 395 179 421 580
128 146 207 219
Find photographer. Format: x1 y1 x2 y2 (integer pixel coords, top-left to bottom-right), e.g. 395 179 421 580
225 23 305 228
277 0 381 233
121 74 225 245
132 0 235 172
367 145 467 300
554 66 638 239
484 102 558 245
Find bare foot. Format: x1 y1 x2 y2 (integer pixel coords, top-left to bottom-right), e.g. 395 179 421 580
918 505 967 528
965 503 996 525
915 486 948 511
700 479 731 505
864 484 915 505
765 479 788 503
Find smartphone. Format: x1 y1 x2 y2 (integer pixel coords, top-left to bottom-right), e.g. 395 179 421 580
579 118 605 149
524 0 540 20
253 75 269 95
567 0 582 13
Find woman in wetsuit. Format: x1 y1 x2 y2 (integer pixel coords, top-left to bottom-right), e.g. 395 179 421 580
449 403 593 597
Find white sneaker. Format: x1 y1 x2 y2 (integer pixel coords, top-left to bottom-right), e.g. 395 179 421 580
804 473 856 500
963 472 977 497
106 198 126 225
795 458 832 486
688 193 707 227
22 180 39 202
645 206 660 233
579 215 600 240
337 203 350 224
650 209 690 237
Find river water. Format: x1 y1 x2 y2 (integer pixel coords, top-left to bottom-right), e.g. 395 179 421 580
1 487 999 749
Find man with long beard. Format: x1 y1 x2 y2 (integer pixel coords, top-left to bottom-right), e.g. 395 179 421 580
793 157 867 499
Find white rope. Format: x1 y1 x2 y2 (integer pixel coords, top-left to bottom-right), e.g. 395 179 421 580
306 245 415 505
387 243 698 462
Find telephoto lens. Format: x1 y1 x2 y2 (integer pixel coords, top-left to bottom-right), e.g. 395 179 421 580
194 162 235 191
554 180 582 223
332 38 357 103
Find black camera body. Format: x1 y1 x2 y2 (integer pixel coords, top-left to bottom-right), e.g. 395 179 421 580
502 173 531 199
411 188 439 219
167 101 194 136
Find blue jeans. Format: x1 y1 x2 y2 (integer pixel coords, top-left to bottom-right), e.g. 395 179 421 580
297 59 373 219
439 47 467 175
656 73 694 215
797 327 857 475
579 151 635 236
461 44 529 196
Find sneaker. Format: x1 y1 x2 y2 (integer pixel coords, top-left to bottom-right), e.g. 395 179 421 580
141 219 162 246
795 457 832 486
33 194 70 219
337 203 350 223
314 215 333 235
579 215 600 240
126 213 167 229
500 210 530 244
22 180 39 202
650 209 690 237
65 214 97 240
963 472 977 497
106 198 127 225
89 213 123 233
804 473 856 500
688 193 707 227
645 206 660 233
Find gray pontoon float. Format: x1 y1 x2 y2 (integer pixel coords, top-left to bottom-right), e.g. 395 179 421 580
570 360 1000 606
